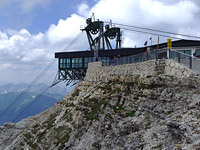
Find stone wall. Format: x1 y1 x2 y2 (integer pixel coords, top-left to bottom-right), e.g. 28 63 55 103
85 59 198 82
165 59 196 77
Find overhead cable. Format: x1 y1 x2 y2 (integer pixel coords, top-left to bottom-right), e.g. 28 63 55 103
0 32 83 124
106 21 200 40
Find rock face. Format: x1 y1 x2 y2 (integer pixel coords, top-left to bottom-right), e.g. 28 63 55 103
0 61 200 150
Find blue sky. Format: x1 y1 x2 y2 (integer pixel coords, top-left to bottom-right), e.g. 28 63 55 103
0 0 200 84
0 0 96 34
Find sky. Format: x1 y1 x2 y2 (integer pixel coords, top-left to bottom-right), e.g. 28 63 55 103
0 0 200 85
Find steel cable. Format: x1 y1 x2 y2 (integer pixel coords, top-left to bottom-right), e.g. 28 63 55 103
0 31 83 124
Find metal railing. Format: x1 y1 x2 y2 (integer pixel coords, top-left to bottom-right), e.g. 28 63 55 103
170 49 200 73
101 49 200 73
102 50 156 66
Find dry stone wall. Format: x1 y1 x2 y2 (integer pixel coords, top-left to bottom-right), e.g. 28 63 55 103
85 59 198 82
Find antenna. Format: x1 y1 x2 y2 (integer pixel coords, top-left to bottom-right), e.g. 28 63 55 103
109 20 112 27
92 12 95 22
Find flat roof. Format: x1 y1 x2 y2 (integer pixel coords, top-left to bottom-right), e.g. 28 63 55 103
55 39 200 58
55 48 145 58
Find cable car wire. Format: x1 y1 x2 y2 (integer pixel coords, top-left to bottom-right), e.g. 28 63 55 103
0 31 83 124
120 27 185 40
105 21 200 40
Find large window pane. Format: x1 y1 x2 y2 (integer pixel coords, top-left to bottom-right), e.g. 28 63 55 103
84 58 88 68
79 58 82 68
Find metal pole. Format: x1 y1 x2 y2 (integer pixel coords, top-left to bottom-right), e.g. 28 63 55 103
156 36 159 63
190 57 192 68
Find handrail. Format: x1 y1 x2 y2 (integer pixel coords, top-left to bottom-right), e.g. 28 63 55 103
101 49 200 73
102 50 156 66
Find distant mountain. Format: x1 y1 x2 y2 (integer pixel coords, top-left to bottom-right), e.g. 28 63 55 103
0 83 68 97
0 83 69 125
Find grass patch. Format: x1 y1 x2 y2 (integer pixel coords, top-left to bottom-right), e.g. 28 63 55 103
55 127 72 146
145 115 150 120
99 83 112 91
46 114 56 130
152 133 158 138
125 110 136 117
92 142 101 149
145 115 151 129
37 131 46 143
114 105 125 113
24 132 39 149
71 89 79 97
111 88 121 94
84 98 107 120
167 111 174 115
60 110 73 122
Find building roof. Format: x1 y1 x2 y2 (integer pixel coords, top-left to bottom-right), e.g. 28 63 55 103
55 48 145 58
151 39 200 49
55 39 200 58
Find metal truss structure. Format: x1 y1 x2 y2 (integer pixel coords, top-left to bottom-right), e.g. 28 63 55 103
51 69 87 87
53 15 122 87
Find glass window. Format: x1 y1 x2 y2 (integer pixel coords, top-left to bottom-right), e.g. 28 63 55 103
72 58 75 68
129 56 133 63
79 58 82 68
171 51 177 59
60 63 63 69
89 57 93 62
196 49 200 57
158 52 167 59
67 58 70 68
135 55 139 62
178 50 191 58
184 50 191 56
60 58 68 69
75 58 79 68
84 57 88 68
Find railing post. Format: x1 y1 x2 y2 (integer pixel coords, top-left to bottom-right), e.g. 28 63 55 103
178 53 180 63
190 57 192 68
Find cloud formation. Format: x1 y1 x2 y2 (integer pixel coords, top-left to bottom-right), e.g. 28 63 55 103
85 0 200 46
0 0 200 83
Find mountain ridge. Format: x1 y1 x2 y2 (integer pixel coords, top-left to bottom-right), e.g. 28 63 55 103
0 73 200 149
0 59 200 149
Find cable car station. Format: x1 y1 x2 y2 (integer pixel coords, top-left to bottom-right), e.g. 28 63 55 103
53 16 200 86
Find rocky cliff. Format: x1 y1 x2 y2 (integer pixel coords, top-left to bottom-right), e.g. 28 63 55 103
0 60 200 150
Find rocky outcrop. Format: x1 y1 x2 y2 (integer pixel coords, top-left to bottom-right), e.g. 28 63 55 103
0 60 200 150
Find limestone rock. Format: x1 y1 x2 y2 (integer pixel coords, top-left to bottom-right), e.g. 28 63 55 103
0 73 200 149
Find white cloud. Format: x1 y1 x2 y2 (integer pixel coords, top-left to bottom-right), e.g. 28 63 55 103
47 14 85 43
87 0 200 46
0 0 53 12
77 2 90 17
0 12 87 84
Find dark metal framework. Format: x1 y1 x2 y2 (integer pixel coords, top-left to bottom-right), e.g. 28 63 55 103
81 18 104 52
53 17 124 86
52 47 146 86
104 26 121 50
52 69 86 87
